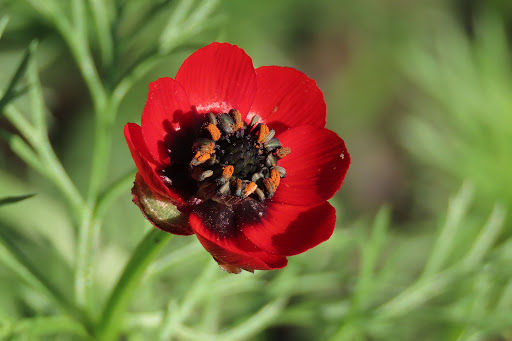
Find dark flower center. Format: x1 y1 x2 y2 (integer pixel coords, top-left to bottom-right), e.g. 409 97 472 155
189 109 290 205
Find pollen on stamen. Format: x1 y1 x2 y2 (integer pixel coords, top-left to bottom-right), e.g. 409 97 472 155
257 124 270 144
206 123 221 141
270 168 281 187
244 182 257 197
222 165 234 179
230 109 244 130
276 147 291 159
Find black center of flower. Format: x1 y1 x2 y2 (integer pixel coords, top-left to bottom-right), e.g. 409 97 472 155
189 109 290 205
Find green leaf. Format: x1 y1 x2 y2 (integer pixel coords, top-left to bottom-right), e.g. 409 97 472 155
0 194 36 206
421 182 474 278
353 206 390 309
0 16 9 40
0 41 38 115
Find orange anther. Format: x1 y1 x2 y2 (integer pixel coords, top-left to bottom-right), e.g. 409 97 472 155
232 110 244 130
244 182 257 197
257 124 270 144
206 123 221 141
263 178 276 194
222 165 234 179
275 147 291 159
197 153 211 162
270 168 281 187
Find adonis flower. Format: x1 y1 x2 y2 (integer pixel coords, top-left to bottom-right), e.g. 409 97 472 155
124 42 350 273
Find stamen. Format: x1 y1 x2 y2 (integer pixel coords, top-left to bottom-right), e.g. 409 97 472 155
264 129 275 143
275 147 291 159
222 165 234 179
206 123 221 141
191 168 214 181
264 137 281 151
217 113 234 133
263 178 276 197
199 170 213 181
230 109 244 130
191 152 211 165
235 178 243 197
218 181 230 195
249 115 260 127
275 165 287 178
187 109 290 204
257 124 270 144
244 182 257 197
251 172 263 182
270 168 281 187
265 154 276 167
208 112 217 125
191 140 215 166
254 188 265 201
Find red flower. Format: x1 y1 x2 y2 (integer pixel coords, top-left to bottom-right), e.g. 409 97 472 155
125 42 350 273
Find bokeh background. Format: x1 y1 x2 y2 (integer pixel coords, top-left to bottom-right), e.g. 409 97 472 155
1 0 512 340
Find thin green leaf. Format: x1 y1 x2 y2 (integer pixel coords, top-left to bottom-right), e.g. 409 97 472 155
89 0 114 66
6 316 87 338
94 169 136 219
0 16 9 40
159 0 196 51
146 241 203 279
0 41 38 114
464 203 506 267
27 55 47 132
353 206 390 308
0 130 45 174
0 231 92 334
0 194 36 206
218 298 288 341
158 261 218 340
422 182 474 278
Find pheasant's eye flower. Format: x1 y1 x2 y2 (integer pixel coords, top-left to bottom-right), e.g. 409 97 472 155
125 42 350 273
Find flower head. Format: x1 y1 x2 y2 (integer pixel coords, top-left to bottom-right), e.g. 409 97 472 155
125 42 350 273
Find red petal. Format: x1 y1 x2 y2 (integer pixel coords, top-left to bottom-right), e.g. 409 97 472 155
249 66 326 133
195 235 287 271
243 202 336 256
273 126 350 206
124 123 186 205
175 42 257 115
140 77 193 164
189 201 288 271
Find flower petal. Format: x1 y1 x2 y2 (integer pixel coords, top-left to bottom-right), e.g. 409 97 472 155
243 202 336 256
248 66 326 133
140 77 193 164
124 123 186 205
175 42 257 115
189 200 288 271
273 126 350 206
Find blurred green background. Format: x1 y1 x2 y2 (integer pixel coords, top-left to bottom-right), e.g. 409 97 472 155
1 0 512 340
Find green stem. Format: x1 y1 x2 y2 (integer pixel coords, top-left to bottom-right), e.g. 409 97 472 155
74 215 100 309
86 112 114 204
96 229 172 341
75 98 118 308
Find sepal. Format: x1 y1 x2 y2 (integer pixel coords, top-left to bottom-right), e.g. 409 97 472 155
132 174 193 235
